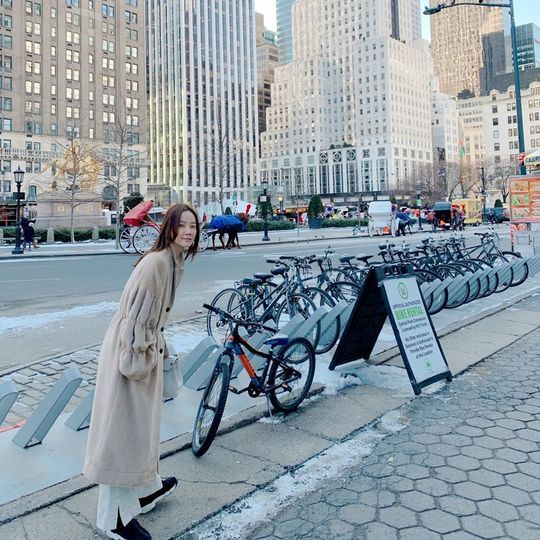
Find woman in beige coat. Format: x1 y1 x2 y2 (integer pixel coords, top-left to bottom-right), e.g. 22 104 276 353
83 203 200 540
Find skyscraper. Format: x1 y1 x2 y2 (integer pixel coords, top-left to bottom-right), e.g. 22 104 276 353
429 0 508 98
261 0 433 200
276 0 295 64
256 13 278 136
147 0 258 211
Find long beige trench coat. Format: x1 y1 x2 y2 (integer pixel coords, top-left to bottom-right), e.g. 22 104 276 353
83 247 184 486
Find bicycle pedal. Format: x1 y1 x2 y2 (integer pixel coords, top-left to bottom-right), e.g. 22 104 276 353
229 385 239 394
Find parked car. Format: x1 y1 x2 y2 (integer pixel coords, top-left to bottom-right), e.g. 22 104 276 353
483 207 510 224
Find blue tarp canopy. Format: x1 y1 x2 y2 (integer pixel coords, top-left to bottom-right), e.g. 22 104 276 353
209 215 246 232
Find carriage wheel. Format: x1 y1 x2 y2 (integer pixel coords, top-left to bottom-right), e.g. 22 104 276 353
120 227 137 254
198 230 209 252
133 225 160 254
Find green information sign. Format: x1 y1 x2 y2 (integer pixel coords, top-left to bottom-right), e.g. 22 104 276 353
330 266 452 395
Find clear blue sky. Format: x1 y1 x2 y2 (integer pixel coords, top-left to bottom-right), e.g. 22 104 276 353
255 0 540 38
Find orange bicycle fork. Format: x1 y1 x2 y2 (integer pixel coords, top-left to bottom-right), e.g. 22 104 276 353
227 334 264 390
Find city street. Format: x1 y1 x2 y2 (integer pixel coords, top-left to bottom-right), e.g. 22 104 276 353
0 227 511 371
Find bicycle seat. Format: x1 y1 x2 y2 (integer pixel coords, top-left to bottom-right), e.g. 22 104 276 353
356 254 373 263
339 255 356 264
270 265 289 276
241 277 262 286
253 273 273 281
264 334 289 347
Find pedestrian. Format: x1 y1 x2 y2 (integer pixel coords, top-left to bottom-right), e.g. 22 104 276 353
83 203 200 540
426 210 436 231
20 210 39 250
395 210 411 236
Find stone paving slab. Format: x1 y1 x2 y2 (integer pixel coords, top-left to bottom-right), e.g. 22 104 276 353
214 421 333 468
283 384 408 441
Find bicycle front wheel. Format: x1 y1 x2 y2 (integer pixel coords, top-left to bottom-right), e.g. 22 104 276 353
304 286 339 354
206 287 247 343
268 337 316 413
192 358 231 457
275 292 319 346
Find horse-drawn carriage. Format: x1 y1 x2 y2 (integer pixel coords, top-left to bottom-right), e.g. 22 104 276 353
120 201 210 254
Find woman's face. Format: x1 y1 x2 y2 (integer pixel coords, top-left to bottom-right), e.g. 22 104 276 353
173 210 198 250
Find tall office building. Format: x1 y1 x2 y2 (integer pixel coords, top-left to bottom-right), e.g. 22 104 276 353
429 0 508 98
0 0 147 205
481 23 540 95
147 0 258 210
516 23 540 70
256 13 278 136
260 0 432 201
276 0 295 64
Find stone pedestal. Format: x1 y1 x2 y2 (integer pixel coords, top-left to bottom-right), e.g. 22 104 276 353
36 191 107 229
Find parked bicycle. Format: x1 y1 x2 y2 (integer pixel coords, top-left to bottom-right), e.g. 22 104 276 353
192 303 316 457
206 260 319 346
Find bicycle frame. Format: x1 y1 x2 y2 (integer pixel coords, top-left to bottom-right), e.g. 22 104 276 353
241 272 295 324
221 324 301 396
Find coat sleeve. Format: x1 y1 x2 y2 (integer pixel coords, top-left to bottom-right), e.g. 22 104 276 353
118 258 164 380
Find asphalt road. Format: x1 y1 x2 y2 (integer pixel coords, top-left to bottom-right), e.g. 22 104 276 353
0 230 512 371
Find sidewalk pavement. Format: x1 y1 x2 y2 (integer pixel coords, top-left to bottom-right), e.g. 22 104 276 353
0 226 361 259
1 222 505 259
1 273 539 538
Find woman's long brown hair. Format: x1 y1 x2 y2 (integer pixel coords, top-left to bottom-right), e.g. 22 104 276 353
136 203 200 264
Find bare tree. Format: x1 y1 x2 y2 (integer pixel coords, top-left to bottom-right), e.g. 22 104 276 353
206 121 232 215
101 110 148 249
47 138 103 242
492 161 518 204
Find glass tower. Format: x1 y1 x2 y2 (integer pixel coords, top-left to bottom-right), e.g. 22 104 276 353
147 0 259 210
276 0 296 64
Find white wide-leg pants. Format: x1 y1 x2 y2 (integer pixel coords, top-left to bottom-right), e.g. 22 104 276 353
97 475 162 532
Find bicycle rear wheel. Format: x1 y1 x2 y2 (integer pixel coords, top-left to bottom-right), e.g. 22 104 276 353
192 357 231 457
268 337 316 413
327 281 363 304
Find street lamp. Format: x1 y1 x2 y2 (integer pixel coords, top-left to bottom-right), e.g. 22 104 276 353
416 189 423 230
11 167 25 255
480 166 487 218
260 178 270 242
278 195 284 213
424 1 526 175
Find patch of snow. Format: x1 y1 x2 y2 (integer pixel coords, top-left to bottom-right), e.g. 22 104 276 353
379 409 409 433
0 302 118 335
167 331 210 354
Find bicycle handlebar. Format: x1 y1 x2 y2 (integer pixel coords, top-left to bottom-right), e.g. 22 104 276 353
203 303 277 334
